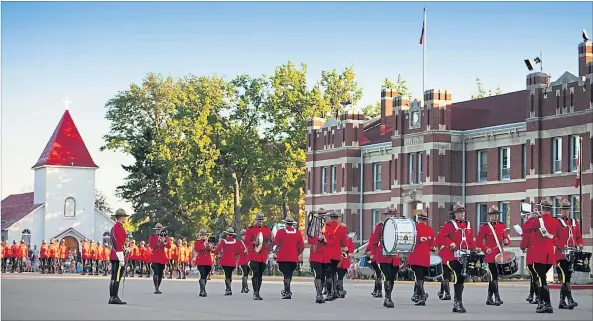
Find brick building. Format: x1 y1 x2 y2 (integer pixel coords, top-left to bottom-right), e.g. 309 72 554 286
305 40 593 262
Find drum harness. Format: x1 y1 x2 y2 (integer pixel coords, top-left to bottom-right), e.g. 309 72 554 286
487 223 504 262
450 220 472 276
558 217 578 260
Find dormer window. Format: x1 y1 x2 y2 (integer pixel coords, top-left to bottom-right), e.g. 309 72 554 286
64 197 76 218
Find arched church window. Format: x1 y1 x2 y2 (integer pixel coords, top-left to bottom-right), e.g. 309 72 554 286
102 231 110 246
64 197 76 218
21 229 31 246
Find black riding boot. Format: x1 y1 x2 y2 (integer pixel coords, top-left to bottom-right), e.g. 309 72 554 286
486 281 495 305
337 279 346 298
373 279 383 298
526 281 535 302
314 279 325 303
282 279 291 299
253 278 262 300
371 279 378 297
415 280 426 306
493 280 503 306
241 275 249 293
199 279 207 297
224 278 232 296
325 277 335 301
536 286 553 313
108 280 127 305
452 284 466 313
153 275 162 294
565 283 578 309
412 283 419 302
383 281 394 308
530 281 540 304
441 280 451 300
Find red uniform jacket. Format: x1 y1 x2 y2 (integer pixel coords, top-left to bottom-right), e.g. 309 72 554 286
81 242 90 260
59 245 68 260
104 247 111 261
274 226 305 263
11 245 20 258
367 223 401 266
476 222 510 264
364 224 382 261
237 241 249 265
40 245 49 259
143 247 151 262
138 246 146 262
215 237 241 267
2 245 11 258
148 235 171 264
129 245 139 260
244 225 272 263
169 244 178 261
555 217 584 261
436 220 476 264
308 235 330 264
523 213 560 264
97 246 104 261
178 246 186 263
407 223 435 267
19 245 28 259
324 221 348 262
193 240 214 266
338 238 355 269
110 221 127 261
89 245 98 260
48 245 58 259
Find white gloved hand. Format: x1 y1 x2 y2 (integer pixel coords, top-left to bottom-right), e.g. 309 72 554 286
116 251 125 266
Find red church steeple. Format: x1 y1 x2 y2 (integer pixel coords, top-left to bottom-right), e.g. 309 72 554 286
31 110 98 169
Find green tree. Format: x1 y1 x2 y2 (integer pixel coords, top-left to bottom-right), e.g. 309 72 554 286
382 74 411 99
471 78 502 99
94 190 113 215
319 66 364 118
362 101 381 120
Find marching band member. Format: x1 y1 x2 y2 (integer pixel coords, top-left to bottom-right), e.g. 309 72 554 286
39 240 48 274
435 202 478 313
59 239 68 275
215 227 242 296
476 205 510 306
48 239 58 274
103 244 111 277
10 240 19 273
308 208 330 304
408 210 434 306
138 241 147 277
368 205 401 308
336 226 354 299
522 197 560 313
238 229 250 294
323 210 348 302
555 199 583 310
127 240 138 277
108 209 129 305
18 240 28 274
81 238 90 275
1 241 10 273
149 223 171 295
183 240 191 279
274 216 304 299
193 230 214 297
168 237 178 279
244 212 273 301
177 240 186 280
520 214 538 305
89 241 98 276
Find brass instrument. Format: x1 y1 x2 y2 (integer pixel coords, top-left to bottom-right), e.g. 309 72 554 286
306 211 328 239
254 231 264 253
520 201 542 218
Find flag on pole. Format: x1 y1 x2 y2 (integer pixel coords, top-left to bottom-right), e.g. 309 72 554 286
574 137 581 188
419 11 425 45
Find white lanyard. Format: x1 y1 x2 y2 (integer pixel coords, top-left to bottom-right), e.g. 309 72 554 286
538 217 553 239
450 220 470 250
487 222 503 253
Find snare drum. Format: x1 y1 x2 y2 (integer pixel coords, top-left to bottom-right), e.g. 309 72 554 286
461 253 485 277
570 251 592 273
381 217 417 254
427 255 443 279
495 251 518 276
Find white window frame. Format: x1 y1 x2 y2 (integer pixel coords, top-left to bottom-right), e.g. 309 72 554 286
417 152 423 183
477 203 488 225
330 165 337 193
552 197 562 217
372 209 381 226
408 153 415 184
571 196 580 221
569 136 579 172
477 150 488 182
499 147 510 181
321 167 328 194
552 137 562 173
498 201 510 229
373 163 382 191
64 197 76 218
21 229 31 246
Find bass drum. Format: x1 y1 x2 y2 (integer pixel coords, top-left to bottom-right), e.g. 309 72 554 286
382 217 417 254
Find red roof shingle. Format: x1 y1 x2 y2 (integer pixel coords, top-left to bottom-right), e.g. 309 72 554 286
32 110 98 169
1 192 43 230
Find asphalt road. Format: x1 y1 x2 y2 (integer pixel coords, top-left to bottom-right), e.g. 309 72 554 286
2 274 592 320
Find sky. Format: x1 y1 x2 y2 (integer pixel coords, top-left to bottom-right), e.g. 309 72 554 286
2 1 592 214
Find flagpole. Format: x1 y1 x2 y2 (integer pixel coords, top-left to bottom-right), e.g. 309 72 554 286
423 7 426 105
578 136 583 235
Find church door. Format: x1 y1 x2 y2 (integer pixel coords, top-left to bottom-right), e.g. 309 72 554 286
62 236 79 253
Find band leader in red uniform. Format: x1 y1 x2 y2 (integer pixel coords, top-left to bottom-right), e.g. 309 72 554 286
367 205 401 308
522 197 561 313
322 210 348 302
520 215 538 304
476 205 510 306
336 227 355 299
435 202 478 313
308 208 330 304
148 223 171 295
238 229 250 294
215 227 242 296
108 209 129 305
408 210 434 306
193 229 215 297
554 199 583 310
273 216 304 299
244 212 273 301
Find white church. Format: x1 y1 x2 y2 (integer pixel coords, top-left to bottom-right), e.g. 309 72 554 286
1 110 115 251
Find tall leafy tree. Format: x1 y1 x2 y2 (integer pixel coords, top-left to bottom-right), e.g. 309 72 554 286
471 78 502 99
319 65 364 118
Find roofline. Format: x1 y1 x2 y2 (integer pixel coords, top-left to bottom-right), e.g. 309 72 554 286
31 164 99 170
449 121 526 136
2 204 45 230
95 208 116 224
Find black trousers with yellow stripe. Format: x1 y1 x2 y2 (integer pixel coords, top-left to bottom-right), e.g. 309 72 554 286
555 259 572 283
110 260 124 298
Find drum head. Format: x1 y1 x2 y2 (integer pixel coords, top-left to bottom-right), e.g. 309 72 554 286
430 255 442 266
495 251 515 264
382 218 397 253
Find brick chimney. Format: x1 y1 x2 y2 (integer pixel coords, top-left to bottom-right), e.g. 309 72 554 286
526 72 550 90
578 41 592 78
381 88 397 124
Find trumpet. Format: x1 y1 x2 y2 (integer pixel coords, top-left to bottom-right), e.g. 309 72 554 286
520 201 542 218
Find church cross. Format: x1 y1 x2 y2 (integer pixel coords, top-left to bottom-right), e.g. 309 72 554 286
62 96 72 109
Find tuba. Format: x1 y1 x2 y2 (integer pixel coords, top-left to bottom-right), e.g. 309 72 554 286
306 211 327 239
